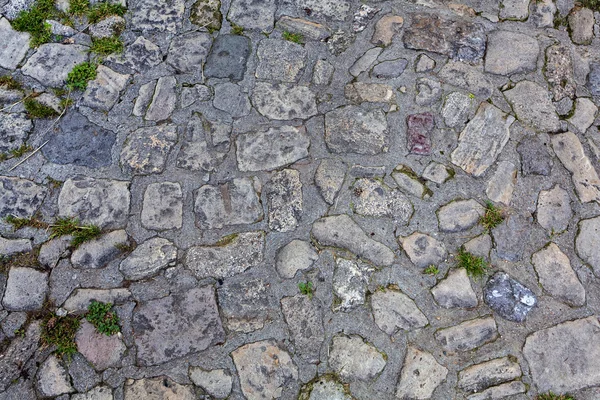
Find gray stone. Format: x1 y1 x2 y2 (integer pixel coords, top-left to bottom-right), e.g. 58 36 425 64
124 378 195 400
1 0 35 20
133 286 225 366
180 84 212 107
43 112 116 168
517 135 553 176
392 167 429 199
587 62 600 96
345 82 395 103
400 232 446 269
0 17 29 70
415 77 442 106
349 47 382 77
463 234 492 259
485 31 539 76
213 82 251 117
38 236 71 268
276 240 318 279
232 340 297 400
536 185 572 233
458 357 522 393
371 14 403 46
432 268 478 308
72 386 113 400
36 355 73 397
218 277 275 333
569 7 594 45
68 353 101 393
21 44 88 87
277 16 331 41
333 257 373 311
451 102 514 176
493 215 529 261
532 243 585 307
0 237 31 256
145 76 176 121
176 115 230 172
63 288 131 312
283 0 350 21
545 44 576 101
371 58 408 79
71 230 128 269
76 320 125 371
119 238 177 281
352 4 379 33
252 82 317 120
352 178 413 223
2 267 47 311
325 106 388 155
0 380 36 400
237 125 309 172
312 215 395 266
0 176 46 219
435 317 499 352
58 176 130 229
120 125 178 175
107 36 162 72
312 59 334 85
88 15 125 38
467 381 526 400
403 13 486 63
415 53 436 72
576 216 600 277
281 295 324 362
532 0 557 27
314 158 346 204
194 177 262 229
167 32 212 73
439 61 497 99
396 347 448 399
499 0 530 20
141 182 182 231
189 368 232 399
204 34 250 80
0 311 26 338
569 97 597 133
423 162 453 184
437 199 484 232
371 289 428 334
483 272 537 322
256 39 306 82
329 335 386 382
442 92 477 129
300 375 352 400
266 169 302 232
227 0 276 31
131 0 185 33
486 161 517 205
504 81 559 133
0 322 40 392
551 131 600 204
132 81 155 117
189 0 221 31
185 231 265 279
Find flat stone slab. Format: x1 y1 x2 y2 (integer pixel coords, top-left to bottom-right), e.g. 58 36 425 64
256 39 306 82
145 76 177 121
252 82 317 120
437 199 485 232
442 92 477 129
218 277 275 333
576 216 600 277
213 82 251 117
484 31 539 75
189 368 232 399
458 356 521 393
396 347 448 399
314 158 346 205
205 34 250 80
2 267 48 311
0 176 46 219
119 238 177 281
266 169 302 232
432 268 478 309
435 317 498 352
0 112 32 154
124 378 195 400
71 230 128 269
63 288 132 312
351 178 413 223
400 232 446 269
325 106 388 155
467 381 526 400
504 81 559 133
333 257 373 311
523 317 600 393
36 355 73 397
276 239 318 278
329 335 386 382
75 320 126 371
107 36 162 72
176 115 230 172
141 182 183 230
545 44 576 101
227 0 276 31
483 272 537 322
281 295 324 362
21 44 88 87
0 237 31 256
132 286 225 366
371 289 428 335
120 125 178 175
166 32 212 73
131 0 185 33
0 17 29 70
81 65 129 112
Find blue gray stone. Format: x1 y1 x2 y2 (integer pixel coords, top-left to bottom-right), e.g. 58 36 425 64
204 34 250 81
483 272 537 322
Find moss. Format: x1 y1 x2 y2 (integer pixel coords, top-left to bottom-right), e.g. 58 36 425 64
10 144 33 158
215 233 239 246
11 0 63 47
68 0 89 15
282 30 303 44
230 22 244 35
536 393 575 400
456 247 489 278
24 98 58 119
66 62 97 90
0 76 22 90
90 36 124 55
87 2 126 23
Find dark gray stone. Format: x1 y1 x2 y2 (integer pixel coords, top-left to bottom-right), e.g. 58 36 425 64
107 36 162 72
119 238 177 281
217 277 276 333
67 353 101 393
587 62 600 96
213 82 251 117
0 176 46 219
131 0 185 33
484 272 537 322
252 82 317 120
281 295 324 362
204 34 250 81
176 115 230 172
371 58 408 79
120 125 178 175
167 32 212 73
0 322 40 392
517 135 553 176
325 106 388 155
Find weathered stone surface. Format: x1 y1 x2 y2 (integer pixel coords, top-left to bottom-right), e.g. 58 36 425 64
190 0 221 31
76 320 125 371
124 378 195 400
536 185 572 233
256 39 306 82
0 176 45 219
67 353 101 393
569 97 597 133
21 44 87 87
504 81 559 133
177 115 229 172
88 15 125 39
167 32 211 73
58 176 130 229
517 135 553 176
569 7 594 45
486 161 517 205
2 267 48 311
131 0 185 33
63 288 131 312
371 14 403 46
252 82 317 120
499 0 530 20
587 62 600 96
194 177 262 229
399 232 446 269
349 47 382 77
300 375 352 400
218 277 275 333
71 230 128 269
439 61 498 99
551 131 600 204
0 236 31 256
145 76 177 121
133 286 225 366
352 178 413 222
524 317 600 393
485 31 539 76
437 199 484 232
371 58 408 79
119 238 177 281
132 81 155 117
423 162 453 184
227 0 276 31
120 125 178 175
467 381 526 400
396 347 448 399
266 169 302 232
80 65 129 112
352 4 379 33
72 386 113 400
545 44 576 101
451 102 514 176
345 82 395 103
325 106 388 155
406 112 433 155
281 295 324 362
276 240 318 279
403 13 486 63
484 272 537 322
576 216 600 276
237 126 309 172
213 82 251 117
333 257 373 311
0 322 40 392
232 340 298 400
532 0 557 26
415 77 442 106
329 335 386 382
205 34 250 80
432 268 478 308
36 355 73 397
442 92 477 129
313 59 334 85
107 36 162 72
314 158 346 204
283 0 350 21
435 317 498 352
189 368 232 399
0 381 36 400
185 232 265 279
141 182 182 230
391 166 430 199
415 53 436 72
458 357 522 393
532 243 585 307
371 289 428 334
0 113 31 154
464 232 491 258
277 16 330 41
0 17 29 70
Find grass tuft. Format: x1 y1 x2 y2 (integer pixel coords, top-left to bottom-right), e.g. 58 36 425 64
24 98 59 118
298 281 314 299
0 76 22 90
423 265 439 275
536 393 575 400
5 215 49 230
90 36 124 55
456 247 489 278
231 22 244 35
86 300 120 335
10 144 34 158
282 30 303 44
68 0 89 15
49 216 102 248
581 0 600 11
66 62 97 90
479 201 505 231
87 2 126 23
41 313 80 356
11 0 58 47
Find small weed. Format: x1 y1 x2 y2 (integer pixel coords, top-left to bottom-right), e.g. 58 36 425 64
0 248 40 274
0 153 7 162
90 36 124 55
282 31 303 44
66 62 97 90
86 300 120 335
10 144 33 158
231 22 244 35
114 241 135 254
298 281 314 299
14 328 26 337
11 0 58 47
5 215 49 230
581 0 600 11
87 2 126 23
49 216 102 248
68 0 89 15
0 76 22 90
47 177 63 189
456 247 489 278
59 97 73 110
24 98 58 119
536 393 575 400
423 265 439 275
468 92 475 99
479 201 504 231
41 313 80 356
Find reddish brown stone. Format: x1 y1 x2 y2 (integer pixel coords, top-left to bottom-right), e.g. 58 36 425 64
406 113 434 155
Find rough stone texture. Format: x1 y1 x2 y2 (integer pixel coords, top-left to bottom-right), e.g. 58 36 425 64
345 82 395 104
437 199 485 232
63 288 131 312
333 258 372 311
36 355 73 397
0 113 31 154
423 162 453 184
124 378 195 399
266 169 302 232
177 116 229 172
256 39 306 83
569 97 597 133
71 386 113 400
141 182 182 230
67 353 102 393
237 126 309 172
392 167 430 199
300 376 352 400
371 58 408 79
145 76 177 122
371 14 403 46
467 381 526 400
399 232 446 269
217 277 274 332
325 106 388 155
276 240 318 278
108 36 162 72
132 286 225 366
352 178 413 222
227 0 276 31
81 65 129 112
483 272 537 322
277 16 330 41
21 44 87 87
349 47 382 77
0 177 46 219
504 81 560 133
497 217 530 261
71 230 128 269
213 82 251 117
0 17 30 70
75 320 126 371
167 32 212 73
0 322 40 392
517 135 553 176
329 335 386 381
406 113 433 155
545 44 576 101
435 318 498 352
120 125 178 175
131 0 185 33
371 289 428 334
281 295 324 362
486 161 517 205
484 31 539 76
587 62 600 96
432 268 478 308
458 357 522 393
536 185 572 233
205 34 250 80
314 158 346 204
569 7 594 45
442 92 477 129
499 0 530 20
0 237 31 256
313 59 335 85
119 238 177 280
252 82 317 120
415 77 442 106
576 216 600 277
190 0 221 31
189 368 232 399
2 267 48 311
396 347 448 399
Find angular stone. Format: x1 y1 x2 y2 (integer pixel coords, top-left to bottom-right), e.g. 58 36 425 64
180 84 212 107
576 216 600 276
232 340 297 399
218 277 275 333
517 135 553 176
464 233 492 259
432 268 478 308
0 237 31 256
406 112 433 155
437 199 484 232
252 82 317 120
72 386 113 400
266 169 302 232
63 288 131 312
349 47 382 77
67 353 101 393
167 32 212 73
435 317 498 352
133 286 224 366
371 58 408 79
107 36 162 72
0 176 45 219
2 267 47 311
284 0 350 21
0 17 29 70
423 162 453 184
415 77 442 106
587 62 600 96
185 231 265 279
190 0 221 31
371 14 403 46
391 166 429 199
141 182 182 230
300 375 352 400
486 161 517 205
21 44 87 87
0 113 31 154
403 13 486 63
176 116 230 172
71 230 128 269
0 322 40 392
312 59 334 85
325 106 388 154
552 131 600 203
504 81 559 133
569 7 594 45
396 347 448 399
536 185 572 233
131 0 185 33
236 126 309 172
277 16 330 41
458 357 522 393
545 44 576 101
227 0 276 31
120 125 178 175
189 368 232 399
569 97 597 133
312 215 395 266
467 381 526 400
314 159 346 204
415 53 436 72
495 214 530 261
442 92 477 129
345 82 395 103
119 238 177 281
205 34 250 80
124 378 195 400
532 0 557 27
213 82 251 117
499 0 530 20
145 76 176 121
281 295 324 362
276 240 318 279
81 65 130 111
451 102 514 176
351 178 413 223
58 176 130 229
439 61 498 99
329 335 385 381
37 355 73 397
484 272 536 322
484 31 539 76
75 320 125 371
371 289 427 334
399 232 446 269
132 81 155 117
333 258 373 311
256 39 306 82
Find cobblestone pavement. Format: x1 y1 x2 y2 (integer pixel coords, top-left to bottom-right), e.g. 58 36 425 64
1 0 600 398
